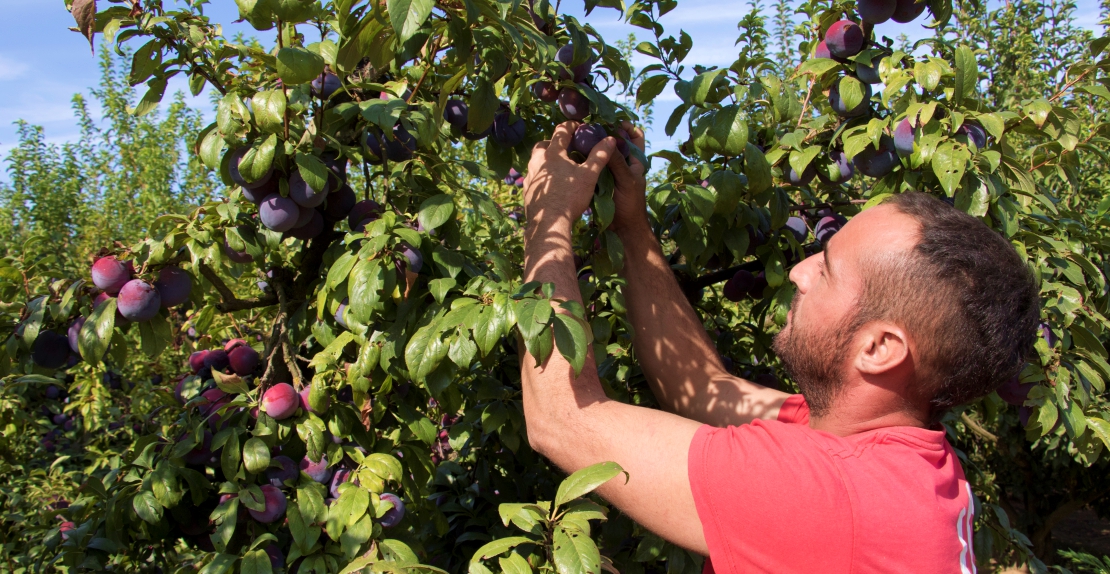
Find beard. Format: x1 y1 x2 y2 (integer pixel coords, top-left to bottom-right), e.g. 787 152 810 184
772 295 858 418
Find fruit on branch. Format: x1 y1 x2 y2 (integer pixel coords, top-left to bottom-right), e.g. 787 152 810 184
59 522 76 541
891 0 927 22
225 339 247 352
261 383 299 420
858 0 897 24
323 151 347 184
532 80 558 102
379 493 405 528
182 430 213 465
348 200 382 231
890 119 915 157
385 124 418 161
723 270 756 302
203 349 230 373
67 317 85 353
558 87 591 121
260 194 301 232
298 385 331 414
155 266 192 308
1039 321 1057 347
492 111 526 147
288 209 324 240
856 53 883 84
401 245 424 273
815 41 837 60
293 205 315 229
240 176 279 205
267 455 298 487
784 216 809 243
571 123 607 156
443 99 469 129
829 81 872 117
229 147 274 190
118 280 162 322
750 273 769 298
247 485 287 523
817 150 854 184
852 135 899 177
300 455 333 483
957 121 987 149
824 20 864 58
330 468 353 498
228 345 260 376
556 43 594 82
787 163 817 186
997 376 1035 406
814 215 847 244
223 240 254 264
322 184 357 223
365 131 384 164
289 171 331 208
311 73 342 99
189 351 209 374
334 299 349 328
32 331 70 369
91 256 133 295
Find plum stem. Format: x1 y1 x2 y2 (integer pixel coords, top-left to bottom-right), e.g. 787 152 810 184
960 412 998 444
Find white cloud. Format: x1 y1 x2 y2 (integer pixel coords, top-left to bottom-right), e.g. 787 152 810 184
0 55 30 82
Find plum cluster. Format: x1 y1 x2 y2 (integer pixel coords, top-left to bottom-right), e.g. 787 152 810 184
503 168 525 188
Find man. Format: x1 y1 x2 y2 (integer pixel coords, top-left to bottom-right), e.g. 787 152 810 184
518 121 1040 573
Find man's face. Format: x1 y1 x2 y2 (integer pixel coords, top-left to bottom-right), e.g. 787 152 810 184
772 205 920 415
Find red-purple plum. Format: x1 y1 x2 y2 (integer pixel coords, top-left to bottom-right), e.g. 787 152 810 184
299 455 333 483
228 345 260 376
247 485 287 523
67 317 85 353
824 20 864 58
118 280 161 322
555 44 593 82
894 118 916 156
852 135 899 177
154 266 192 308
262 383 299 420
891 0 927 22
267 455 298 487
379 493 405 528
91 256 133 295
557 87 591 121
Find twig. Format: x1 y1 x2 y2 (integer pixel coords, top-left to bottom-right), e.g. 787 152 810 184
273 279 303 389
218 296 277 313
197 261 239 304
1049 68 1092 103
960 412 999 444
789 199 868 212
796 76 815 129
407 36 441 104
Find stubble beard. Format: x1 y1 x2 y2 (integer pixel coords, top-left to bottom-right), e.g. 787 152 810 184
772 296 856 418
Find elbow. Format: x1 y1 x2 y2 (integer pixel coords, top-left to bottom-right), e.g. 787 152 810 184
525 414 556 458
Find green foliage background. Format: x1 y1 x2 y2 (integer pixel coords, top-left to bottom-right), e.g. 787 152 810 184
0 0 1109 572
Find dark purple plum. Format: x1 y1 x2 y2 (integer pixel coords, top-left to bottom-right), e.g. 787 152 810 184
1039 321 1057 347
45 385 62 400
32 331 70 369
557 87 591 121
814 215 846 244
118 280 162 322
203 349 230 372
825 20 864 58
322 184 357 222
750 273 768 298
892 0 927 22
783 217 808 243
401 245 423 273
91 256 133 295
384 124 417 161
240 176 279 204
556 44 594 82
829 82 872 117
330 468 353 498
293 205 315 229
288 209 324 240
334 299 349 328
723 270 756 302
223 241 254 264
262 383 299 420
311 73 342 99
247 485 287 523
443 99 469 128
379 493 405 528
289 171 330 208
858 0 896 23
856 53 883 84
894 119 915 156
189 351 209 373
365 131 384 164
300 455 332 483
532 80 558 102
852 135 899 177
958 121 987 149
182 430 213 465
571 123 607 157
348 200 382 230
67 317 85 353
492 112 526 147
322 151 347 184
997 376 1035 406
817 150 854 184
228 147 274 190
786 163 817 186
259 194 300 232
267 455 298 487
228 345 260 376
154 266 192 308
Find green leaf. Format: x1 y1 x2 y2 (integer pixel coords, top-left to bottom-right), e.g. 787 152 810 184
132 491 163 524
79 297 116 363
931 141 969 197
499 553 533 574
797 57 841 76
688 68 726 105
953 46 977 105
388 0 433 42
552 524 600 574
418 194 455 231
705 105 748 156
838 76 865 113
295 153 329 194
349 259 385 325
251 90 287 133
198 554 238 574
471 537 535 564
553 314 588 376
243 437 271 474
1087 417 1110 450
554 461 624 509
138 313 171 358
515 298 552 340
276 47 325 85
241 549 274 574
405 318 449 380
743 143 772 194
468 78 499 135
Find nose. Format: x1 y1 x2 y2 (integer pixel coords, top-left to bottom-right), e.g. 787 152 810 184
789 252 821 295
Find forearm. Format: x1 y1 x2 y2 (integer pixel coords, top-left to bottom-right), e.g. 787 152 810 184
617 222 789 426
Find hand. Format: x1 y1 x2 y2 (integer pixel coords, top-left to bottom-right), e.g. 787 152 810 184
523 121 616 234
607 121 648 234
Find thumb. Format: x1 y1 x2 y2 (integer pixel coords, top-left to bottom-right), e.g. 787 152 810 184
582 137 616 174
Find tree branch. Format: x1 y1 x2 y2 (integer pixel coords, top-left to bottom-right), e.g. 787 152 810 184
961 412 999 444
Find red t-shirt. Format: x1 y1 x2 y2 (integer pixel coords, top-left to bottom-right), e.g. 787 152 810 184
689 395 977 574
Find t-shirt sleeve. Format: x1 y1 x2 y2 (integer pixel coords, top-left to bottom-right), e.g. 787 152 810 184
687 420 854 574
777 394 810 425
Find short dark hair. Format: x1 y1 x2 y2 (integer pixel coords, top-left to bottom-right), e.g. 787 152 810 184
861 192 1040 420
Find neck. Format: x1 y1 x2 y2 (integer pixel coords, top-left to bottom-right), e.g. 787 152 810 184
807 379 929 437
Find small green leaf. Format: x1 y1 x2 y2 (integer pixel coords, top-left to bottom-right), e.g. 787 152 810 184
243 437 271 474
554 461 624 509
387 0 434 42
553 314 588 376
471 537 535 565
276 47 325 85
552 524 600 574
79 297 116 363
418 194 455 230
931 141 970 197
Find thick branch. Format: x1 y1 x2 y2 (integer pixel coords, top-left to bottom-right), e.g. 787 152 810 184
197 261 238 302
218 296 278 312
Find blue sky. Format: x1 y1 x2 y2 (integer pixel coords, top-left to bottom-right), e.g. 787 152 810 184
0 0 1105 172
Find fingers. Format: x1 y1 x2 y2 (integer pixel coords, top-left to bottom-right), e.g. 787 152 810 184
582 137 617 174
608 145 645 183
619 120 646 153
549 122 578 155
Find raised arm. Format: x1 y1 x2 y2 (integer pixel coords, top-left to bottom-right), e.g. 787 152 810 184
518 122 707 554
607 124 790 427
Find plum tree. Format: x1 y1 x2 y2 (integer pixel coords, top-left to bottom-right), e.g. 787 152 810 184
259 194 300 232
31 331 70 369
90 256 133 295
557 87 591 120
379 493 406 528
261 383 298 420
154 266 192 308
117 280 161 322
858 0 896 23
852 135 899 177
247 485 287 524
824 20 864 58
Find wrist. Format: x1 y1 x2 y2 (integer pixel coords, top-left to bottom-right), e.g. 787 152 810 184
613 218 653 242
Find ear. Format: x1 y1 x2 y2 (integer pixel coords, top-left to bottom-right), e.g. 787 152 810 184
852 321 911 376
